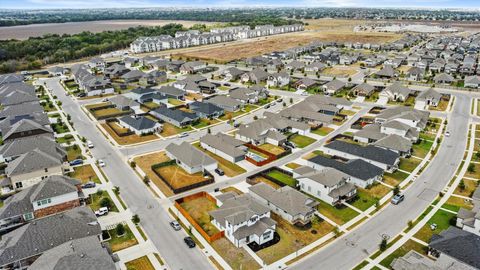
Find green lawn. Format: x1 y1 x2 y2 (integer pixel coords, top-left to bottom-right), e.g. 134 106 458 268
51 122 69 134
311 126 334 136
168 98 184 106
56 134 75 144
412 140 433 158
288 134 315 148
266 170 297 187
398 158 421 172
441 196 474 212
89 190 119 212
379 240 427 268
413 209 455 242
316 200 359 225
191 118 219 129
383 171 409 186
350 189 378 211
419 132 435 141
107 224 139 252
66 145 84 161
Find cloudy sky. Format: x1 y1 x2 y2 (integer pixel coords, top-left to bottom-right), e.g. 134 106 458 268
2 0 479 9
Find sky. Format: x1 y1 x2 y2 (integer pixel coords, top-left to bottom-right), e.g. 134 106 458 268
1 0 479 9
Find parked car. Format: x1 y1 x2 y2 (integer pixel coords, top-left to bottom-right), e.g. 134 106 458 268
179 132 189 138
82 182 96 188
77 93 87 98
184 237 196 248
170 221 181 231
95 207 109 217
69 159 83 166
102 98 109 102
233 122 240 128
87 141 94 148
265 104 270 109
223 83 231 86
215 168 225 176
391 193 405 205
98 159 106 167
285 141 296 149
445 131 450 137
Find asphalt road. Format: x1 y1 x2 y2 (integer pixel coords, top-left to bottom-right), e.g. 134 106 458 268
290 94 471 270
44 78 213 270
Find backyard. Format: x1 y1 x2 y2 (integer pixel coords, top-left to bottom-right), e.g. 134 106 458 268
288 134 316 148
265 169 297 187
133 151 175 196
91 107 126 119
154 163 210 191
194 143 246 177
159 123 193 137
258 143 286 155
180 196 220 236
101 123 159 145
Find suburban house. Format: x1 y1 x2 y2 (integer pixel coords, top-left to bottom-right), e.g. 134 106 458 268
222 67 246 81
390 250 440 270
109 95 141 114
322 79 346 95
150 107 199 127
47 66 68 76
0 207 101 269
375 106 430 139
206 95 242 112
305 155 384 188
236 119 287 146
88 57 106 71
71 65 114 96
294 166 357 205
229 87 265 104
0 135 65 163
350 83 375 97
266 72 290 88
121 70 145 83
189 101 224 119
407 66 425 81
29 236 117 270
200 133 247 163
379 82 412 102
1 118 53 143
375 65 398 78
456 186 480 236
249 183 318 226
294 78 318 91
140 70 167 85
372 134 413 157
210 193 276 248
241 68 270 84
415 88 442 110
118 115 162 135
104 63 129 78
156 86 186 100
323 140 400 172
180 61 207 74
433 73 455 84
285 60 305 71
3 148 67 192
0 175 82 233
165 142 217 174
427 227 480 270
464 75 480 88
304 62 326 73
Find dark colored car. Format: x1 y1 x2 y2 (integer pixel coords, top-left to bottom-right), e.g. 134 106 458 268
184 237 196 248
215 168 225 176
77 93 87 98
82 182 96 188
69 159 84 166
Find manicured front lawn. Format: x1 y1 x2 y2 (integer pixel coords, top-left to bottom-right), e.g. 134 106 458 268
311 126 334 136
191 118 220 129
398 158 421 172
350 188 378 211
51 122 69 134
211 238 261 270
464 162 480 179
285 163 301 169
107 224 139 252
453 179 478 197
256 214 334 265
316 200 359 225
168 98 185 106
288 134 315 148
412 140 433 158
125 256 155 270
419 132 435 141
66 145 84 161
379 240 427 268
89 190 119 212
266 170 297 187
441 196 474 212
180 196 220 236
383 171 409 186
413 209 455 242
219 110 246 121
68 164 100 184
56 134 75 144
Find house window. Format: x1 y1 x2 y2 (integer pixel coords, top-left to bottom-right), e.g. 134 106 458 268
262 231 271 239
37 198 52 207
15 182 23 189
44 168 48 173
24 212 34 221
317 190 321 196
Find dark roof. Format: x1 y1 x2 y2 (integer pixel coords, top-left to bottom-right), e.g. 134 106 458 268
189 101 224 116
157 86 185 97
0 74 24 85
0 207 101 267
308 155 384 181
429 227 480 269
152 107 198 123
119 115 157 131
325 140 399 166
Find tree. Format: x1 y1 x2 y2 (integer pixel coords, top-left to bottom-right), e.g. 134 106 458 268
143 176 150 186
393 185 400 195
130 161 136 168
100 197 112 209
253 115 258 120
113 186 120 195
207 127 211 134
289 97 293 104
132 214 140 225
459 179 466 191
379 238 388 252
468 163 475 173
115 223 125 236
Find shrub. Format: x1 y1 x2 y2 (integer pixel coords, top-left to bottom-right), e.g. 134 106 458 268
379 238 388 251
100 197 112 209
130 161 136 168
132 214 140 225
115 223 126 236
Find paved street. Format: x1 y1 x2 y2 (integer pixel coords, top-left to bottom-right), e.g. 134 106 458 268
44 78 213 270
290 94 471 270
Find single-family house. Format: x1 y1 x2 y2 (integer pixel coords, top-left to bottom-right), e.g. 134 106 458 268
189 101 224 119
266 72 290 88
150 107 199 127
415 88 442 110
206 95 242 112
322 79 346 95
465 75 480 88
379 82 412 102
118 115 162 135
350 83 375 97
433 73 454 84
165 141 218 174
200 133 247 163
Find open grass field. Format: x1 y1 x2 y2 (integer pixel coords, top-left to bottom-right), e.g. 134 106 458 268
211 238 261 270
133 151 174 197
68 164 100 184
125 256 155 270
101 123 159 145
256 214 334 265
173 20 400 63
154 164 208 190
107 224 139 253
180 196 220 236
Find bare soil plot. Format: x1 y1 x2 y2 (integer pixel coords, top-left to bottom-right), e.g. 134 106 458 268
154 164 208 190
180 197 220 236
125 256 155 270
134 151 174 197
159 123 192 137
258 143 286 155
211 238 261 270
101 123 158 145
322 66 358 77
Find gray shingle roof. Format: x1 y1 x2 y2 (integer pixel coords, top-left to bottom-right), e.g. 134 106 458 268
373 134 413 153
0 207 101 267
29 236 116 270
5 148 62 176
189 101 224 116
165 141 216 169
209 194 270 226
2 118 52 141
200 133 246 159
152 107 198 123
325 140 399 166
119 115 157 131
308 155 384 181
0 135 64 161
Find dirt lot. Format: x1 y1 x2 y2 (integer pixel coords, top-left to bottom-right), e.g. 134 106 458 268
101 123 159 145
322 66 358 77
134 151 174 197
173 19 401 63
154 164 208 190
180 197 220 236
211 238 261 270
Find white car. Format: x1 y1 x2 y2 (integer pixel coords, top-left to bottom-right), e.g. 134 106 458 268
445 131 450 137
179 132 189 138
95 207 109 217
98 159 106 167
87 141 94 148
